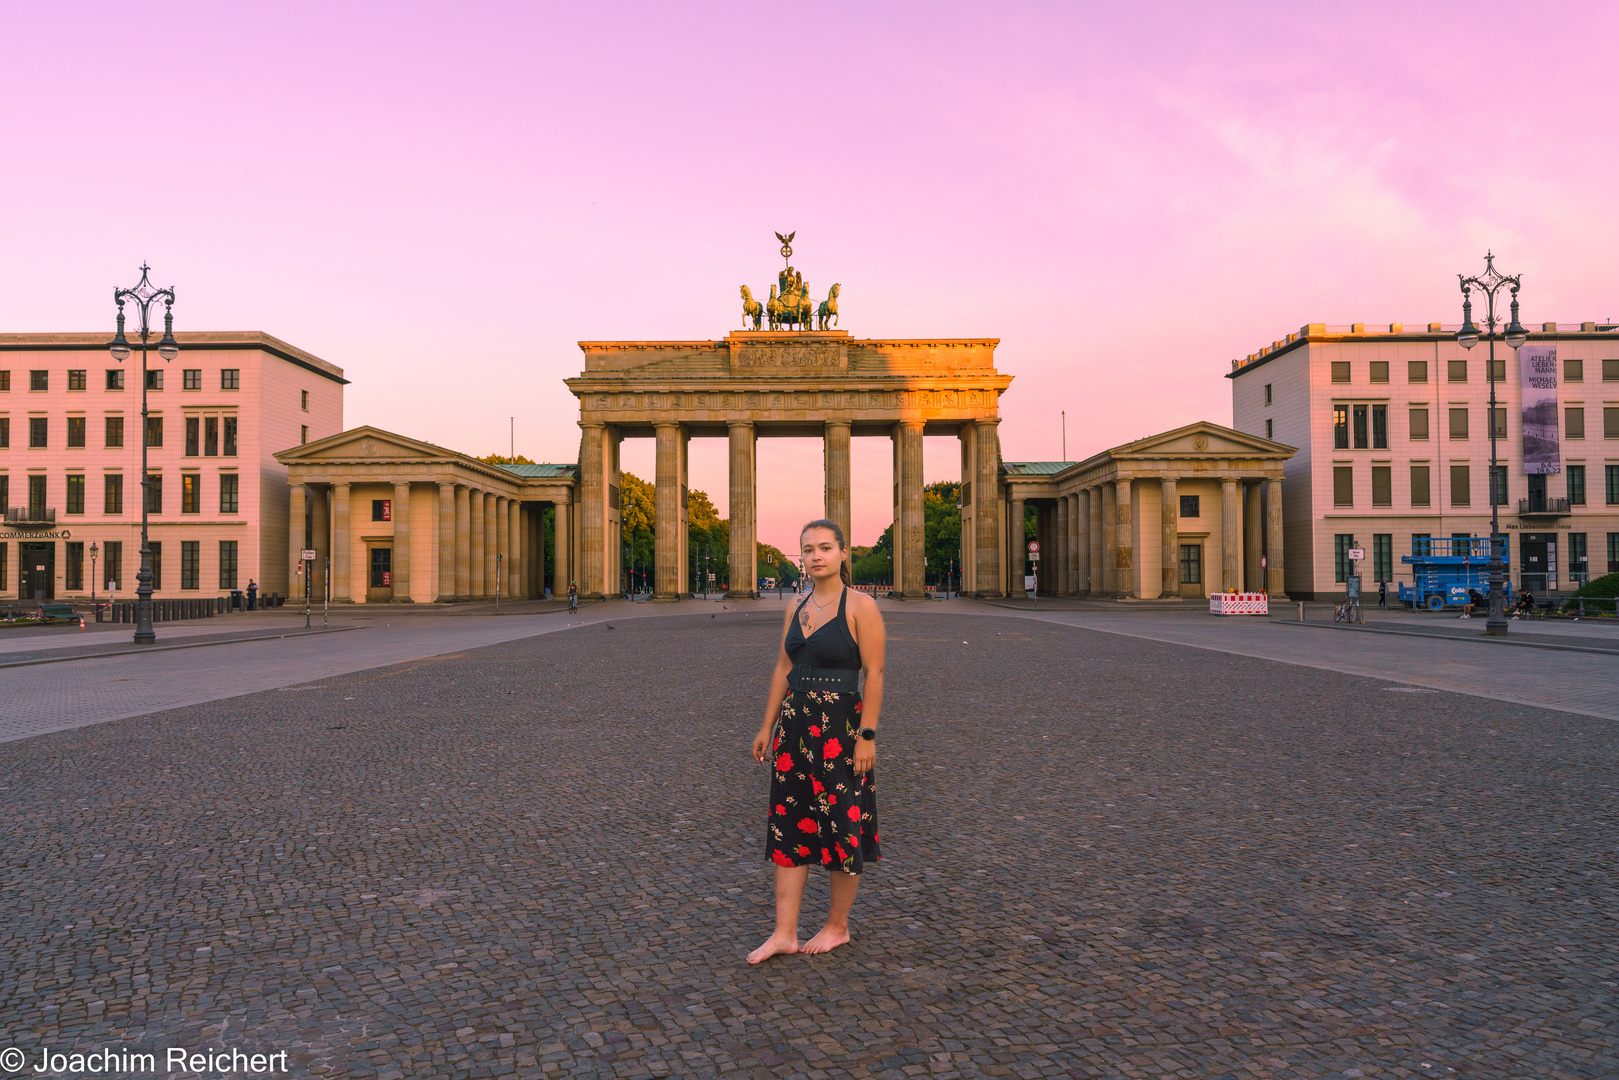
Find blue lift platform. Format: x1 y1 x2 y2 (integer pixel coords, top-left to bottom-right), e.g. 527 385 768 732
1398 537 1513 611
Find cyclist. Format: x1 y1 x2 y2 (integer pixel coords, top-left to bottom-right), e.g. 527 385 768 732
568 580 578 614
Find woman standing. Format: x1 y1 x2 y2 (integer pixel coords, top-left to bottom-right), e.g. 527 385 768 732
749 519 885 963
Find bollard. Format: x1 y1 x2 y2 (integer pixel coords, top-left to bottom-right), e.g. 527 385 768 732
1298 601 1305 621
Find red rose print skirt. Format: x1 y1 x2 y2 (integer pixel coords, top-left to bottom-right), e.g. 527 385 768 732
767 688 880 874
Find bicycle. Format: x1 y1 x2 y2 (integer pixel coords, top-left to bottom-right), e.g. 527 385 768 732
1333 598 1360 624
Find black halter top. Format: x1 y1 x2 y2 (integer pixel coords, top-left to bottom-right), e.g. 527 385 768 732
785 587 862 671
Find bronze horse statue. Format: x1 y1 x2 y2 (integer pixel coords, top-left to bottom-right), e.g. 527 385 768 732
816 283 840 330
740 285 764 330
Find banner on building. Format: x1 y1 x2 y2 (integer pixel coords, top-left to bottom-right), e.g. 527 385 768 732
1519 344 1560 474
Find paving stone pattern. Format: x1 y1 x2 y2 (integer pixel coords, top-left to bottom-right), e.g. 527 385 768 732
1 612 1614 1079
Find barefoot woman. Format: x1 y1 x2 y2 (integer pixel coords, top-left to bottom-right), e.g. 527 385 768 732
749 519 885 964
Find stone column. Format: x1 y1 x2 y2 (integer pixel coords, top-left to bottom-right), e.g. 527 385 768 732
1010 494 1025 594
898 420 925 598
483 492 498 600
1115 479 1135 598
654 422 682 600
973 418 1002 597
493 495 509 599
1088 487 1103 598
824 419 852 577
517 501 529 599
727 421 756 598
454 485 471 599
287 482 307 602
1159 477 1179 598
437 483 456 602
1100 483 1116 597
332 482 351 603
1074 491 1090 597
1244 481 1263 591
310 486 330 602
1265 477 1286 598
1221 477 1240 593
552 497 570 597
1056 496 1070 596
579 422 607 599
1064 493 1078 595
391 482 412 601
469 488 485 599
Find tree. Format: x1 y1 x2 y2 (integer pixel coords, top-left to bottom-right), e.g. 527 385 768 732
924 482 962 585
477 452 536 466
758 542 799 584
618 472 656 589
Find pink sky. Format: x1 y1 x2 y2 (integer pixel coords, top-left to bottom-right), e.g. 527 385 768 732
4 1 1616 552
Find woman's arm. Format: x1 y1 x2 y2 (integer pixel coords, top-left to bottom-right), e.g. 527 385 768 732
849 593 886 775
751 606 798 763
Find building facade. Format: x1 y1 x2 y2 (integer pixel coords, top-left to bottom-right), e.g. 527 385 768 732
1230 322 1619 599
0 332 345 603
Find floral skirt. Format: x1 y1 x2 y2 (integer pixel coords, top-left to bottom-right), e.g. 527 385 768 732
766 688 880 874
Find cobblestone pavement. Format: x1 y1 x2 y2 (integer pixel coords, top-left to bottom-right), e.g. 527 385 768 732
2 611 1615 1078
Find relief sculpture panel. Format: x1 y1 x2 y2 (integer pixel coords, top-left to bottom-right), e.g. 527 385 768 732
731 343 848 371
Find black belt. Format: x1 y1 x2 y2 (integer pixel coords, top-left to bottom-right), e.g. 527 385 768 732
787 664 860 693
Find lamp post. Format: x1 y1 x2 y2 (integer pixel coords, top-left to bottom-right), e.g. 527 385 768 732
90 541 99 611
1456 251 1527 637
108 264 178 645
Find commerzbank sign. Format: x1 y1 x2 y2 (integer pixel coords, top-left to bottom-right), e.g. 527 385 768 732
0 529 71 540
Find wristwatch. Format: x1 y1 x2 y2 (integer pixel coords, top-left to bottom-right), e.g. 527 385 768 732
859 727 877 741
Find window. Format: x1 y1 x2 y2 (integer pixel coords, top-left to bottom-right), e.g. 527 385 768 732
103 541 122 591
301 389 309 411
1451 464 1471 506
1567 533 1588 585
1410 465 1430 506
1331 361 1351 383
1372 465 1392 506
372 499 392 521
106 369 124 390
1333 405 1349 448
30 417 47 447
1449 408 1469 439
223 416 237 456
219 472 239 513
1179 543 1201 584
145 369 163 390
0 544 6 591
105 416 124 447
1566 407 1585 439
0 475 7 513
219 540 239 589
1491 407 1507 438
1372 404 1388 449
1607 465 1619 506
0 417 7 447
1411 534 1430 555
221 368 239 390
204 416 218 456
1409 408 1429 440
1369 360 1389 383
29 475 47 517
66 417 86 447
1490 465 1508 506
1408 360 1428 383
300 424 309 444
370 547 392 588
1604 359 1619 381
1334 534 1357 583
30 370 48 391
145 416 163 447
1568 464 1586 505
1353 404 1369 448
183 368 201 390
1333 465 1353 506
1179 494 1200 518
1563 357 1583 381
0 369 8 390
148 541 162 590
66 542 83 591
1448 358 1468 382
66 474 85 515
181 473 200 514
185 417 200 456
1265 418 1273 439
1489 357 1505 382
146 472 163 514
1606 407 1619 439
1264 383 1272 405
1611 533 1619 575
1373 534 1393 583
180 541 200 590
104 473 123 514
67 369 87 391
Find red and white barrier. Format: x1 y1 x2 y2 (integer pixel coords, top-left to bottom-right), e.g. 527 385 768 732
1209 592 1268 615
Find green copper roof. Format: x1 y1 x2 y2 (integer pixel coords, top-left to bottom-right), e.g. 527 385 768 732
496 462 578 479
1002 461 1078 476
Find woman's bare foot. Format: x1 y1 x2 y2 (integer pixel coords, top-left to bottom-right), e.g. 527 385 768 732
800 925 850 954
747 933 799 964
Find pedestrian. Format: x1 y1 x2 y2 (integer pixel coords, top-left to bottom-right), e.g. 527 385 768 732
748 518 885 964
246 579 258 611
1378 579 1387 609
1461 587 1484 619
567 579 578 613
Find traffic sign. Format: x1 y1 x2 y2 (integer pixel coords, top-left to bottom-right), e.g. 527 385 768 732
1347 548 1364 561
301 549 317 561
1027 540 1040 552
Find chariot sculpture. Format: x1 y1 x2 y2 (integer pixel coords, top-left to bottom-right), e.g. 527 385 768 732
738 232 841 331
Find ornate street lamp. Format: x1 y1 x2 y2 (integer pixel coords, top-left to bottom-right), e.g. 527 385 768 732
1456 251 1527 637
90 541 100 609
109 264 178 645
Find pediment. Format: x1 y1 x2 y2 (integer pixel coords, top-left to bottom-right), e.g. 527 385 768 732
1116 421 1292 459
276 426 457 464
